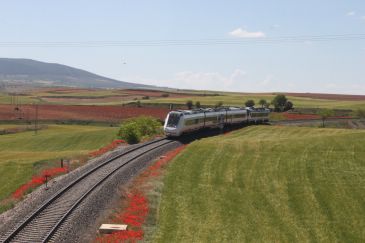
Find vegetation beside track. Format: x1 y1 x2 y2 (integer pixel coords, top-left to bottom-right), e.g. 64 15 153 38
0 124 118 212
153 126 365 242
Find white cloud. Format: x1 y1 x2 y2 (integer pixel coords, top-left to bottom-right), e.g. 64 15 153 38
229 28 266 38
347 11 355 16
172 69 247 91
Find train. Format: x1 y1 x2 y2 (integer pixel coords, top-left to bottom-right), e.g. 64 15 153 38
163 107 270 137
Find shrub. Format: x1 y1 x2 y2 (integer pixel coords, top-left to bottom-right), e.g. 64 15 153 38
118 122 140 144
118 116 162 144
142 96 150 100
195 101 201 108
161 93 169 97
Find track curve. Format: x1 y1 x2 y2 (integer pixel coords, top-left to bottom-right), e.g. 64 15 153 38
0 138 174 243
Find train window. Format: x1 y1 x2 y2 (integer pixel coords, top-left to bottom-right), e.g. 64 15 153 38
167 113 180 127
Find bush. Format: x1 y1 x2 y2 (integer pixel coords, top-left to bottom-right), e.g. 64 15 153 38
161 93 170 97
118 116 162 144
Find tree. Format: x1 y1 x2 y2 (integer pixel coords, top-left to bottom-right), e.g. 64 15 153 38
118 116 162 144
245 100 255 107
284 101 293 111
195 101 201 108
356 109 365 118
118 122 140 144
271 94 287 111
318 109 334 127
258 99 267 108
186 100 193 109
215 101 223 108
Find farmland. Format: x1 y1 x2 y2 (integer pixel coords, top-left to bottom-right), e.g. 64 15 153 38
1 88 365 110
0 125 118 211
153 126 365 242
144 93 365 110
0 104 169 122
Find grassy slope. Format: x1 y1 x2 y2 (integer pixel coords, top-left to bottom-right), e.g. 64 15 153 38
0 125 118 202
154 126 365 242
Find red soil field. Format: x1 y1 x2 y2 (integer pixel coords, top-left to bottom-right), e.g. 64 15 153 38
0 104 169 122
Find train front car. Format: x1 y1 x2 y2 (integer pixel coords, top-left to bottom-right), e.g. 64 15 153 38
247 107 270 123
164 111 183 137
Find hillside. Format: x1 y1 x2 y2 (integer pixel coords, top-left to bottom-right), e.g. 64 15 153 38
0 58 150 89
154 126 365 242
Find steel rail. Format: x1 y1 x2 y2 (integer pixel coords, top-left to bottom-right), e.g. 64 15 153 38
43 139 174 242
1 137 171 243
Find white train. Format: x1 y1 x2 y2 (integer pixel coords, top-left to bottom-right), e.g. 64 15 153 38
164 107 270 137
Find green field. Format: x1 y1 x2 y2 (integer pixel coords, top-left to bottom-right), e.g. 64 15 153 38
144 94 365 110
153 126 365 242
2 89 365 110
0 125 118 206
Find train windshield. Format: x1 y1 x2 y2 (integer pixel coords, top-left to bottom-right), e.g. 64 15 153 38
166 113 181 127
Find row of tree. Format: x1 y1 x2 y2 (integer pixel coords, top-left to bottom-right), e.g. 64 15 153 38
244 95 293 112
185 94 294 112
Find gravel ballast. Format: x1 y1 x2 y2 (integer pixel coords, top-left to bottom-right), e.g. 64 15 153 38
0 138 181 242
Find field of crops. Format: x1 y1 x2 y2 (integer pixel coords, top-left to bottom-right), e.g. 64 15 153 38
1 88 364 110
145 94 365 110
153 126 365 242
0 104 169 122
0 125 118 209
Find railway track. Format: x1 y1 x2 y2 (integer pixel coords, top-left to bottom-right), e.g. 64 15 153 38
270 117 361 125
0 138 174 243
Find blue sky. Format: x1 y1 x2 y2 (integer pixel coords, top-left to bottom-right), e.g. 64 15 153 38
1 0 365 94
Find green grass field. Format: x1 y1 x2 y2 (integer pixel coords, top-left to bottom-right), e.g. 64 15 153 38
153 126 365 242
0 125 118 206
2 89 364 110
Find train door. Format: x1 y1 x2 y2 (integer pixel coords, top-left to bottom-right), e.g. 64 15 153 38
218 114 225 129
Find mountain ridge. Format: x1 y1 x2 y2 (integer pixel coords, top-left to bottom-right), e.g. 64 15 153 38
0 58 151 89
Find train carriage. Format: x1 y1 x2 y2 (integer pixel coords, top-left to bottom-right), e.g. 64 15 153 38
164 107 269 137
